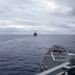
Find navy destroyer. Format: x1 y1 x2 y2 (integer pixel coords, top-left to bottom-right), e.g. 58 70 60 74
36 45 75 75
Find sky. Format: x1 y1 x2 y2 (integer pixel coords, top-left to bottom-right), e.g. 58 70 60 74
0 0 75 34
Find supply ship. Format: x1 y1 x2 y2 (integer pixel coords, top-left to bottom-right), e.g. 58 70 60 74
33 32 37 36
36 45 75 75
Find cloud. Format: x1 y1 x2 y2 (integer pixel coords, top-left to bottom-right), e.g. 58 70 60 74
49 0 75 17
0 0 75 34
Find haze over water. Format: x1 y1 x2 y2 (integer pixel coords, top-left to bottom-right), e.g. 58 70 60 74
0 35 75 75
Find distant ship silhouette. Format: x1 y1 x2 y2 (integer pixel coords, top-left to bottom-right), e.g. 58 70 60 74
33 32 37 36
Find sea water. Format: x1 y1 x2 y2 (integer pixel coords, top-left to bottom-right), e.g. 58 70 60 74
0 35 75 75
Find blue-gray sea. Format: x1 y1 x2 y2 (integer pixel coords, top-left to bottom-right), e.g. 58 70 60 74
0 35 75 75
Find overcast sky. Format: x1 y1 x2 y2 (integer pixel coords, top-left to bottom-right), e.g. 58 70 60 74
0 0 75 34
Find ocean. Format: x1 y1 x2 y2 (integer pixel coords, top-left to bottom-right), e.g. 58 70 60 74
0 35 75 75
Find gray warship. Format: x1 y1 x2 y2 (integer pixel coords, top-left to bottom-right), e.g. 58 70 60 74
36 45 75 75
